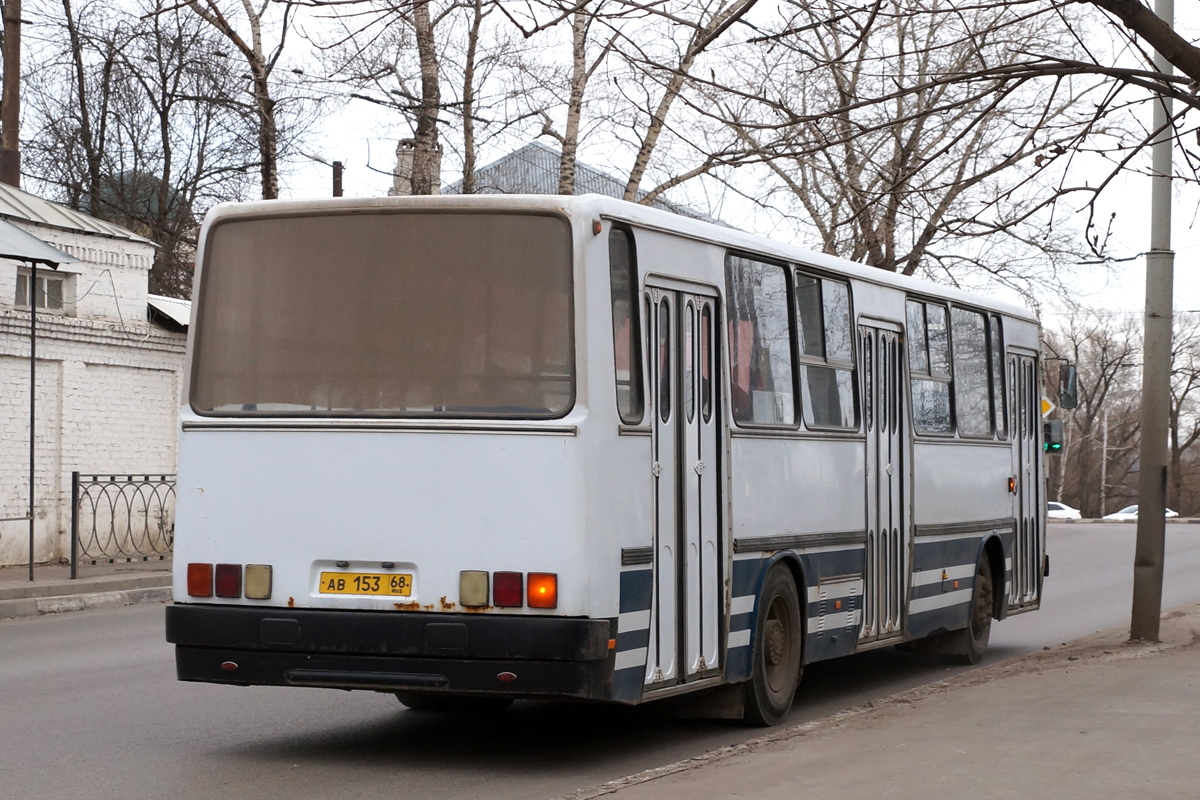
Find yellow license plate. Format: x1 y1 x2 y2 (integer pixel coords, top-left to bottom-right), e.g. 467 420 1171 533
319 571 412 597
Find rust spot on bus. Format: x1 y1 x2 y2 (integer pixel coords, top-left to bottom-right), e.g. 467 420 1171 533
287 597 295 608
394 601 421 611
439 596 455 611
461 605 493 613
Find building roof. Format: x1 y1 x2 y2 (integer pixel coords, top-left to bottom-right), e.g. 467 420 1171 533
0 218 78 266
443 142 721 224
147 294 191 330
0 182 155 245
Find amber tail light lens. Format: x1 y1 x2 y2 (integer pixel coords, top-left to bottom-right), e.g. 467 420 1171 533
493 571 523 607
527 573 557 609
187 563 213 597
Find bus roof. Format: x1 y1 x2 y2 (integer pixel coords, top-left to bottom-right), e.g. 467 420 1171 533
201 193 1039 325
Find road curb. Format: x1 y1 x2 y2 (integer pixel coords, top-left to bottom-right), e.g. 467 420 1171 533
0 586 172 620
554 602 1200 800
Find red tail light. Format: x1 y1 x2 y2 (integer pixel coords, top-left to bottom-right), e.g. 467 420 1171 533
187 563 213 597
493 571 523 607
214 564 242 598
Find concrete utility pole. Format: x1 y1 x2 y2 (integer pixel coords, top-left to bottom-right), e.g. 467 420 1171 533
1131 0 1175 642
1 0 21 186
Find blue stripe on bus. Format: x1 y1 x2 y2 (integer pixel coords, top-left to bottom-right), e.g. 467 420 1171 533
799 548 865 582
906 600 971 640
612 666 644 703
909 573 976 601
912 537 984 571
616 627 649 652
732 557 765 597
619 568 653 613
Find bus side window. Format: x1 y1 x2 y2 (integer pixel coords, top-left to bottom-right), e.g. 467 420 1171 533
907 299 952 434
990 315 1007 439
609 228 644 424
950 306 991 437
795 272 858 429
725 254 796 427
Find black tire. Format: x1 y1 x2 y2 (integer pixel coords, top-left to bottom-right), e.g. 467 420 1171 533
742 565 803 727
395 692 514 714
944 550 994 666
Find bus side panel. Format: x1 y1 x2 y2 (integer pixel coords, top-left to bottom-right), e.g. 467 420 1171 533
726 436 866 676
906 442 1012 638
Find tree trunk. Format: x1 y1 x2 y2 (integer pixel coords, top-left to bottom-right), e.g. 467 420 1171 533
411 0 440 196
1 0 21 186
559 8 589 195
254 73 278 200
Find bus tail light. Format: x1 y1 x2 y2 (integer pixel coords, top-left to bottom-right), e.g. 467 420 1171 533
187 563 213 597
528 573 557 609
244 565 273 599
215 564 242 598
493 572 523 607
460 570 489 607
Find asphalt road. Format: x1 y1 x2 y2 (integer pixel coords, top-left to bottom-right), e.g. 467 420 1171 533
2 523 1198 800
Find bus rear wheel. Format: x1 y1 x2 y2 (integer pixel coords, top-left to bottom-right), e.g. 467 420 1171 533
743 564 803 727
945 550 994 665
395 692 513 714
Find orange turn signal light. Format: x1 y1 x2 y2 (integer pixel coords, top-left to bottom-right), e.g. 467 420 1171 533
527 572 558 609
187 563 213 597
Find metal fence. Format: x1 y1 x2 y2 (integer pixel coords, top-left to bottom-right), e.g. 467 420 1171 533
70 472 176 578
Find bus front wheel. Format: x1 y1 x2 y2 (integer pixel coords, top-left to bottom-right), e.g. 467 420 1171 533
743 565 803 727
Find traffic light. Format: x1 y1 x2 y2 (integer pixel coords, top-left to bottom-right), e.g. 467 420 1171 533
1043 419 1064 453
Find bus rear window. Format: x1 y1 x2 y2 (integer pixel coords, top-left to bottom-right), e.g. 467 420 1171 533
191 212 573 418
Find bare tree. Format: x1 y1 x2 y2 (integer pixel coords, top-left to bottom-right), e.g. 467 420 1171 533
1168 312 1200 514
25 0 258 296
181 0 302 199
1044 305 1142 517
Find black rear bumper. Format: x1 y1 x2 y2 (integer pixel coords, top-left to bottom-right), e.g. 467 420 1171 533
166 604 615 700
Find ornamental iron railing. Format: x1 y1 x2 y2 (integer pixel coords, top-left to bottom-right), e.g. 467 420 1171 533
70 472 175 578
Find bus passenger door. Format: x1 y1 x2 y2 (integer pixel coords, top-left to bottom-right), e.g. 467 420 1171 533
860 324 907 642
1009 353 1041 608
646 285 722 687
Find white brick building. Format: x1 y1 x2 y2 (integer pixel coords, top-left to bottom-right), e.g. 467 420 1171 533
0 184 187 567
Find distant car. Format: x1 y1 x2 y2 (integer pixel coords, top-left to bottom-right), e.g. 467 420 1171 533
1102 505 1180 521
1047 502 1082 520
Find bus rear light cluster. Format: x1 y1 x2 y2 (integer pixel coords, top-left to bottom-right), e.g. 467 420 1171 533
187 563 272 600
459 570 557 609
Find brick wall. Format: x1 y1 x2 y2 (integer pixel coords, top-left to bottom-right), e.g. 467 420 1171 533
0 224 184 566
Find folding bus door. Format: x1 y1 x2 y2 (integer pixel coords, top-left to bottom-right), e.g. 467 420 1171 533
645 283 722 687
860 324 907 643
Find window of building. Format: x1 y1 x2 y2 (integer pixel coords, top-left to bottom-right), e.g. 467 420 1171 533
950 306 991 437
608 228 644 424
795 272 858 429
15 271 66 313
907 299 952 434
726 254 795 427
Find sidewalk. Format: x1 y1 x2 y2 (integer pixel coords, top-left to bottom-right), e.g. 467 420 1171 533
0 557 172 619
561 604 1200 800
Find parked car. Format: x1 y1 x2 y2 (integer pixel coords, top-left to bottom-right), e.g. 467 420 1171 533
1101 505 1180 521
1047 501 1082 520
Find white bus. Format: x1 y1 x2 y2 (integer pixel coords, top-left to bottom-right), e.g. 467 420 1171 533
166 194 1055 725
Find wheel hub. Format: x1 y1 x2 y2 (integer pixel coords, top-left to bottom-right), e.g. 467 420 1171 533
765 619 786 666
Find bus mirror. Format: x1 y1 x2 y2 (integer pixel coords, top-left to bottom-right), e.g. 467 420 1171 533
1059 364 1078 410
1043 419 1064 454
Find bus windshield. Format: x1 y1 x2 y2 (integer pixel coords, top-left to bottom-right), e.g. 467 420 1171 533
190 211 574 418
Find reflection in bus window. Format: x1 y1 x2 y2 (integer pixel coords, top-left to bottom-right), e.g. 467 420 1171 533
725 255 795 426
907 299 952 434
794 272 857 429
951 307 991 437
609 228 644 424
